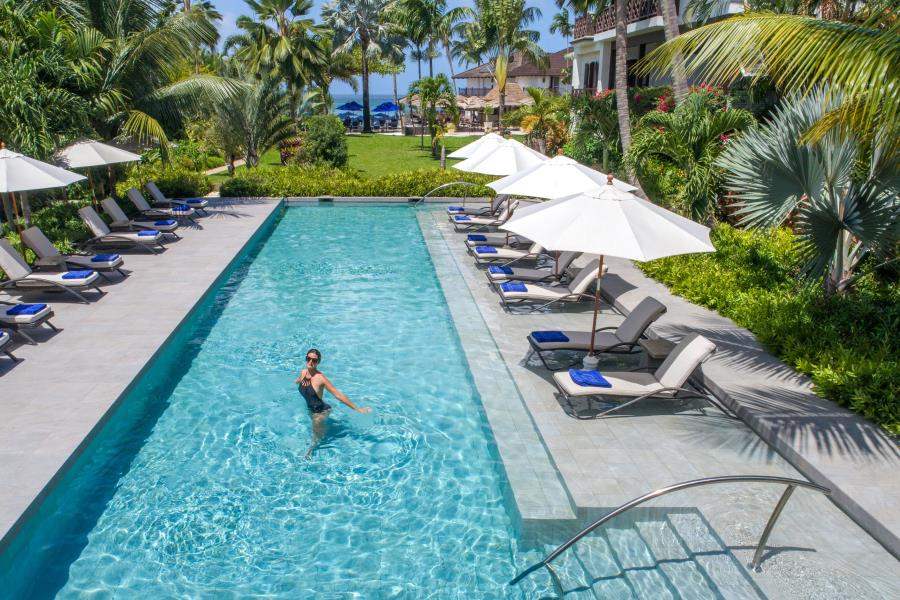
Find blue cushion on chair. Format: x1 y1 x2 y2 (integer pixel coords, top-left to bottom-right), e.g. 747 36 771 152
467 234 487 242
6 303 47 316
62 270 94 280
91 254 120 263
569 369 611 388
454 215 471 222
532 331 569 344
488 265 513 275
500 282 527 293
137 230 157 237
172 204 191 212
447 206 464 212
154 219 176 226
475 246 497 254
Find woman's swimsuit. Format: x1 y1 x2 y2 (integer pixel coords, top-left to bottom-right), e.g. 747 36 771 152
299 375 331 414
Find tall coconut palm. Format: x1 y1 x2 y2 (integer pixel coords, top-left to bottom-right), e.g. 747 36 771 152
433 2 468 93
613 0 632 152
322 0 396 133
718 89 898 296
658 0 688 103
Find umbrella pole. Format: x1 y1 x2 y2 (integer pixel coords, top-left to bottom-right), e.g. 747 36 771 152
87 170 97 206
587 255 606 359
10 192 24 246
107 164 116 198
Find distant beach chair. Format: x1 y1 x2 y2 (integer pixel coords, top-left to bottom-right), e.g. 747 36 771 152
447 195 506 219
0 300 58 343
497 258 603 312
0 329 20 363
486 251 581 287
78 206 165 254
127 188 197 224
146 181 209 215
470 241 545 264
451 200 519 232
21 226 126 280
101 198 180 239
0 239 103 304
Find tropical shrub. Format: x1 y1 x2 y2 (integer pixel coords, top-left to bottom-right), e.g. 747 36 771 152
219 166 495 198
633 157 686 211
505 88 570 154
294 115 348 168
639 224 899 433
567 90 621 171
117 164 212 199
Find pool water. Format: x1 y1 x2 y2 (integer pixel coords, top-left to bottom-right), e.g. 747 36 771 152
0 205 530 598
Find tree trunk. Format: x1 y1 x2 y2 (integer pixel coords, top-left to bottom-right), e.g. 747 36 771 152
499 90 506 133
393 72 403 130
445 42 457 93
361 40 372 133
417 50 424 147
440 144 446 169
614 0 632 154
227 153 235 176
1 193 14 229
659 0 688 103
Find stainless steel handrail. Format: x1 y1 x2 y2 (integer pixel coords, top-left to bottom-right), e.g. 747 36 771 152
413 181 484 205
509 475 831 588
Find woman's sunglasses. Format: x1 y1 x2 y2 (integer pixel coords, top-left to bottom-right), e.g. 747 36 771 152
306 356 319 364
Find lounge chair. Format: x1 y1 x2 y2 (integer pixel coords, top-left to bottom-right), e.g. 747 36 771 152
552 333 733 419
527 296 667 369
0 239 103 304
486 251 581 287
451 200 518 232
464 232 529 248
470 241 544 264
498 258 602 312
0 300 58 343
146 181 209 215
0 329 19 363
447 195 506 219
101 198 180 239
78 206 164 254
127 188 197 224
22 226 126 280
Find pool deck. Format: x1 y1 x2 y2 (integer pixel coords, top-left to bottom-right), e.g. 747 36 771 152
417 208 900 597
0 198 280 550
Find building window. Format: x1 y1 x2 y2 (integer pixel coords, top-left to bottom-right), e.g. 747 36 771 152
584 61 599 90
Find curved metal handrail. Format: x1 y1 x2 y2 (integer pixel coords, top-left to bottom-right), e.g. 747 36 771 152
413 181 484 205
509 475 831 587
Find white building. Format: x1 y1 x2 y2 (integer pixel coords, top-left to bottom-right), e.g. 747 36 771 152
570 0 743 94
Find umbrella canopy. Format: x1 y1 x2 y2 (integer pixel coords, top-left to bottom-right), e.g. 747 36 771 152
452 138 547 176
0 146 86 193
501 180 714 358
488 155 638 198
447 132 504 159
336 100 363 111
373 101 400 112
56 140 141 169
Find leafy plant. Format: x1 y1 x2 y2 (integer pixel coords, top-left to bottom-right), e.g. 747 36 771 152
117 164 212 198
505 88 569 154
409 74 458 155
295 115 348 167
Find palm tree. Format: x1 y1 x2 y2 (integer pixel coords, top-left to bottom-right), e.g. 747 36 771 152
625 92 755 218
433 2 468 93
613 0 632 153
718 89 898 296
506 88 568 153
657 0 687 103
409 74 457 155
322 0 396 133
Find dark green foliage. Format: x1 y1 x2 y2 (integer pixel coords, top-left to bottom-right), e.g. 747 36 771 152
117 164 212 199
219 166 495 198
639 224 899 433
295 115 348 168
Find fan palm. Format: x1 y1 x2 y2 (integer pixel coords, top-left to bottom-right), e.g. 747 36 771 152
408 74 457 156
321 0 397 133
718 89 898 296
626 92 755 219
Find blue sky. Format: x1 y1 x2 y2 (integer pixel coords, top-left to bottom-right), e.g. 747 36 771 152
213 0 569 95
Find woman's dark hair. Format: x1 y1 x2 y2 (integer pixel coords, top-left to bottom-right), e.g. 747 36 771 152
306 348 322 360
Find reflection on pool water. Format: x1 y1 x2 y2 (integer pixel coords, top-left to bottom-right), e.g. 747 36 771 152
0 205 528 598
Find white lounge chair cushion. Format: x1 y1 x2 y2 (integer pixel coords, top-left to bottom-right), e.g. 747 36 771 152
109 231 161 244
474 247 534 260
16 270 100 288
489 266 558 282
184 198 208 209
465 234 527 248
0 330 9 346
454 214 501 226
0 303 52 324
500 283 573 301
131 220 179 232
531 330 622 351
65 254 123 269
554 370 668 398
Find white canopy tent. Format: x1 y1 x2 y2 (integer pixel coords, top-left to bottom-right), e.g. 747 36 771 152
502 178 714 365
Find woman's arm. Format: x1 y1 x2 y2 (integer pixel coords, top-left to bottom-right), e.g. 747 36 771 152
294 369 307 384
322 375 370 413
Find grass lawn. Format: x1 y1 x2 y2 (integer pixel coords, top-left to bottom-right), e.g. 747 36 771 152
208 134 485 185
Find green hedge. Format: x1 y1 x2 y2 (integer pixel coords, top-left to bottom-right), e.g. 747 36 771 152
639 224 899 433
295 115 348 167
219 166 496 198
116 164 212 199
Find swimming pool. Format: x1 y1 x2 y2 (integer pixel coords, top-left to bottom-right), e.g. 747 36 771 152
0 204 535 598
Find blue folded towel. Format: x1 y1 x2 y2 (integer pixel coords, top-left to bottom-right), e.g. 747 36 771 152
454 215 471 222
173 204 191 212
154 219 176 226
500 282 527 293
186 199 204 205
532 331 570 344
91 253 120 263
569 369 612 388
475 245 497 254
447 206 464 212
61 269 94 280
467 234 487 242
488 265 514 275
137 230 157 237
6 303 47 316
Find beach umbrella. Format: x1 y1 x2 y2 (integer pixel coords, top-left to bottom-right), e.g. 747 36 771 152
0 143 86 233
336 100 363 111
57 140 141 200
452 138 547 176
373 101 400 113
488 154 638 198
447 132 504 159
501 177 714 364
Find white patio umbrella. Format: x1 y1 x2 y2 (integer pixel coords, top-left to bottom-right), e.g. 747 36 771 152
501 177 714 365
452 138 547 176
57 140 141 201
447 132 505 159
488 155 638 198
0 144 86 233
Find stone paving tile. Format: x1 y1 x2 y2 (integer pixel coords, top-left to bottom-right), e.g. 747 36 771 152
0 198 280 548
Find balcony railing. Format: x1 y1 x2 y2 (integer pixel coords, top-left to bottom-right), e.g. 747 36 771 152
573 0 662 39
458 87 491 97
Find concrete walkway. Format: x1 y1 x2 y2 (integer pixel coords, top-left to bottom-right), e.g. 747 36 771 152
0 198 280 549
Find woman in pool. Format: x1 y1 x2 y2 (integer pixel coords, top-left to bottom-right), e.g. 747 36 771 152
295 348 370 458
